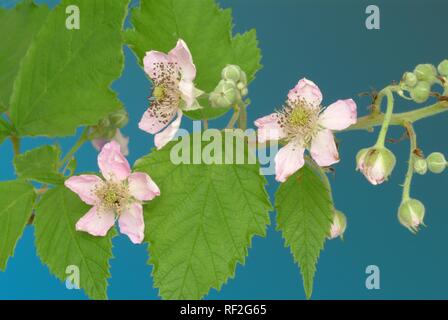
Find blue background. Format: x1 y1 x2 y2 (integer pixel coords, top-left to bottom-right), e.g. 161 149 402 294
1 0 448 299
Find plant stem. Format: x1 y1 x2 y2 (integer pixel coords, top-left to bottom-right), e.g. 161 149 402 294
347 100 448 131
59 127 89 172
373 88 394 148
238 103 247 130
10 135 20 156
401 122 417 202
226 106 240 129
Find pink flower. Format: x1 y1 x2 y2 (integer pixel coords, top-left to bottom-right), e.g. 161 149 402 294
64 141 160 244
139 39 203 150
255 78 357 182
92 129 129 156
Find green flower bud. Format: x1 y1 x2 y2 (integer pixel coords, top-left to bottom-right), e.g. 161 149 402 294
438 59 448 77
410 81 431 103
414 64 437 82
221 65 242 83
426 152 447 174
356 146 396 185
403 72 418 88
413 157 428 175
398 199 425 233
109 109 129 129
241 87 248 97
210 80 238 108
328 210 347 240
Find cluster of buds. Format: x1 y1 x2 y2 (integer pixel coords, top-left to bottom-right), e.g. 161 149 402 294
90 109 129 155
401 60 448 103
209 65 248 108
414 152 447 175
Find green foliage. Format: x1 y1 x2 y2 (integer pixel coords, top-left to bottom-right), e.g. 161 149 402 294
134 133 271 299
0 0 50 112
125 0 262 120
0 118 11 144
0 180 36 270
9 0 129 137
275 165 334 299
35 186 115 300
14 145 64 184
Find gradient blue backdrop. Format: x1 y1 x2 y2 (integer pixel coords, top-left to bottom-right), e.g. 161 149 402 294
1 0 447 299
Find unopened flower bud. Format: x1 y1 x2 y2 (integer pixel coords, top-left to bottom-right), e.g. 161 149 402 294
438 59 448 77
426 152 447 174
241 87 248 97
222 65 243 83
403 72 418 88
356 146 396 185
410 81 431 103
109 109 129 129
413 157 428 175
414 64 437 82
398 199 425 233
328 211 347 240
210 80 238 108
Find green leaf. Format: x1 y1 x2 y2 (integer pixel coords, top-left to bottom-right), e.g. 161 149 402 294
134 133 271 299
14 145 64 184
275 165 334 299
0 0 50 112
0 118 11 144
125 0 262 120
0 180 36 271
35 186 115 300
9 0 129 137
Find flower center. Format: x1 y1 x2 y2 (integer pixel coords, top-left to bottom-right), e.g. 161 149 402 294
95 181 130 214
289 107 313 127
153 86 166 101
279 101 321 146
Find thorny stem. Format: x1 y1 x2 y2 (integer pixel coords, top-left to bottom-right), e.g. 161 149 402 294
347 100 448 131
402 122 417 202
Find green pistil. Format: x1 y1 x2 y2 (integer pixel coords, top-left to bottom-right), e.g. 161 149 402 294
289 107 312 127
153 86 166 101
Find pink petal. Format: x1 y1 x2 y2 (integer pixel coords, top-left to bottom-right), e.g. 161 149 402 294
143 50 173 79
128 172 161 201
118 203 145 244
138 107 176 135
275 142 305 182
319 99 357 131
98 141 131 181
154 110 183 150
76 206 115 237
178 79 196 108
254 113 286 143
65 175 103 205
310 129 340 167
169 39 196 81
287 78 323 108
